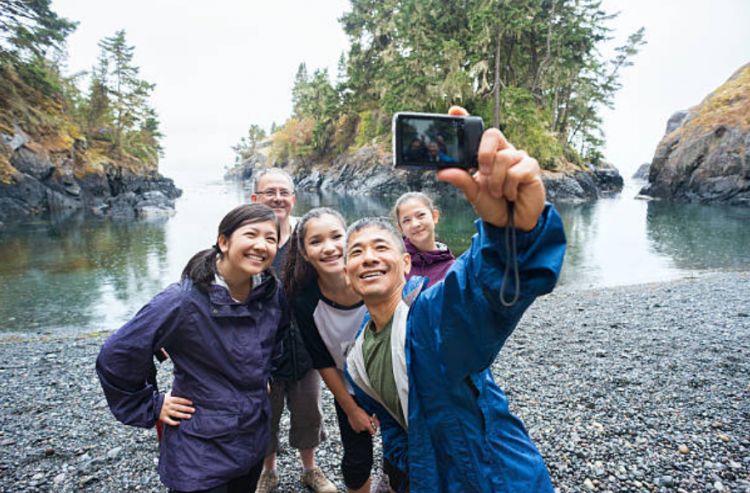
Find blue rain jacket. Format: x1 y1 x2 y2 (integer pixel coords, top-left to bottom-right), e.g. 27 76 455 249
347 204 566 493
96 273 286 491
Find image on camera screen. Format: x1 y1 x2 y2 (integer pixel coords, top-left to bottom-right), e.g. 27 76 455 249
400 117 463 165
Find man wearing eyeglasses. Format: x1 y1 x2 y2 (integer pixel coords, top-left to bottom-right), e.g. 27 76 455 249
251 168 336 493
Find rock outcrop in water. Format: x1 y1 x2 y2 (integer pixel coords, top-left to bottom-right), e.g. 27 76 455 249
227 142 623 202
639 63 750 206
0 125 181 222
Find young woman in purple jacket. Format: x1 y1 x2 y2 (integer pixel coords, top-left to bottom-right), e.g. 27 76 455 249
96 203 287 493
392 192 455 288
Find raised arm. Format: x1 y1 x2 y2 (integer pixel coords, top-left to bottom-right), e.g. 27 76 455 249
412 107 566 380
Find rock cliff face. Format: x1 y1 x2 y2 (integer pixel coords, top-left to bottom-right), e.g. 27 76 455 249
0 126 181 223
639 63 750 206
227 143 623 202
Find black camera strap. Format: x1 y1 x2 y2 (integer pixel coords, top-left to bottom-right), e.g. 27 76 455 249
499 201 521 307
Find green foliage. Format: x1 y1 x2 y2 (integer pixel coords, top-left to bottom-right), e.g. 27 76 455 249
0 0 77 59
231 124 267 164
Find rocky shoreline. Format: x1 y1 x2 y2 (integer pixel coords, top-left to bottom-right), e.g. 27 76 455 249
1 271 748 492
0 128 182 225
225 143 624 203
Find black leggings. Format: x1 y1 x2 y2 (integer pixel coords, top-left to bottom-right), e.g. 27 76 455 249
334 398 374 489
170 457 263 493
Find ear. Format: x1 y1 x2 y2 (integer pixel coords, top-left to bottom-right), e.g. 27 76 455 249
432 209 440 225
217 233 230 254
402 252 412 275
343 265 352 289
291 194 296 206
250 194 259 203
396 222 404 234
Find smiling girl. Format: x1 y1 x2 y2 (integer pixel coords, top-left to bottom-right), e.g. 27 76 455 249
97 203 286 493
392 192 455 288
283 208 377 493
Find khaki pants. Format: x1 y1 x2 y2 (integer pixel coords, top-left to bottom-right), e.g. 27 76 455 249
266 369 327 454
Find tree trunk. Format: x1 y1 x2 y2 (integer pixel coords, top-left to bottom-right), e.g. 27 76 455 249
494 25 501 128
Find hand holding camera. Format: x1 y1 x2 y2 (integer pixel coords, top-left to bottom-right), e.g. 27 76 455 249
394 107 545 231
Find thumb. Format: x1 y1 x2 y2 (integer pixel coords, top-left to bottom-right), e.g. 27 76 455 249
437 168 478 202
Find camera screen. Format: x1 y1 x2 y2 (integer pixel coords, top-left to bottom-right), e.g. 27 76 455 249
398 116 464 165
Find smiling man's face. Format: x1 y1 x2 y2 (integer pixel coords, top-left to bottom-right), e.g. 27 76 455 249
344 225 410 304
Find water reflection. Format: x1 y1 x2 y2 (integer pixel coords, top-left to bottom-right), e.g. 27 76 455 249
1 179 749 334
0 213 168 332
646 201 750 270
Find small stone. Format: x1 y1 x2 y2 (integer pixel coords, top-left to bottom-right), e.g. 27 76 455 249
658 476 674 487
714 481 724 491
107 447 122 460
718 434 729 443
54 473 66 484
44 447 55 456
679 444 689 454
32 473 44 481
584 478 595 489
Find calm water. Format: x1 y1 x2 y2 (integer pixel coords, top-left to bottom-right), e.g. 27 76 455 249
1 179 749 334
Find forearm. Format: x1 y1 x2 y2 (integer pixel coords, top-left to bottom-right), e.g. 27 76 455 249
319 367 360 415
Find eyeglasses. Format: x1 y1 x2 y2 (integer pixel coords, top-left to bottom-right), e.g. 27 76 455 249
256 189 293 198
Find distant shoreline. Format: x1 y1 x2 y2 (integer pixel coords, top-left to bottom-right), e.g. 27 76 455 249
1 271 748 491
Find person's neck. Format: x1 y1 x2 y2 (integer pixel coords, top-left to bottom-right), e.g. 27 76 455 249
279 218 292 248
365 288 403 332
216 259 251 302
318 272 361 306
413 237 438 252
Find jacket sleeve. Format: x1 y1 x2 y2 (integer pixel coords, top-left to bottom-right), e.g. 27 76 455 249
411 203 566 381
95 283 185 428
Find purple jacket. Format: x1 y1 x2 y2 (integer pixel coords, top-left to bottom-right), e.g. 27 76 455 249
404 237 456 288
96 273 286 491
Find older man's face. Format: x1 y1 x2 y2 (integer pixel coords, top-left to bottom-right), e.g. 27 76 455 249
344 225 410 304
251 174 295 223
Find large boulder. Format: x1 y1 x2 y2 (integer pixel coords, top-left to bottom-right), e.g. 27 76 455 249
639 63 750 206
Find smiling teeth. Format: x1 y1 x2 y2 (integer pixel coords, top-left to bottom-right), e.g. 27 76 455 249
362 272 383 279
247 255 265 261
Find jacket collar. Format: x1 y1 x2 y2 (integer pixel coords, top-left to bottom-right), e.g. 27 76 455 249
404 237 453 266
207 270 278 307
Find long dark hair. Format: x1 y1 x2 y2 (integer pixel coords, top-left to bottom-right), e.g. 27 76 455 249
182 203 279 291
283 207 346 307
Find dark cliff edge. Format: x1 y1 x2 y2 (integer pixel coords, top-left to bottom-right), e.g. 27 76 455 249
639 62 750 206
226 141 624 203
0 125 181 225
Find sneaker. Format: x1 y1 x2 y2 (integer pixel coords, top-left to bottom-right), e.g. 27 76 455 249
300 466 337 493
255 470 279 493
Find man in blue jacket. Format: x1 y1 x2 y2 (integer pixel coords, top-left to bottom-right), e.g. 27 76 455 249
344 108 566 493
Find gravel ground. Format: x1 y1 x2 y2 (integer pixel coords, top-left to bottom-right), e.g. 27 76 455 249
1 271 748 492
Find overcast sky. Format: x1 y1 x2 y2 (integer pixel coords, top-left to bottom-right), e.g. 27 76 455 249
51 0 750 182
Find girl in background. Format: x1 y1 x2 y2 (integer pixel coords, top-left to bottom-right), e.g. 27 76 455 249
392 192 455 288
284 208 377 493
97 203 286 493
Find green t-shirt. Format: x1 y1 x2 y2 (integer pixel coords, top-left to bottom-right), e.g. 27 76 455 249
362 316 406 429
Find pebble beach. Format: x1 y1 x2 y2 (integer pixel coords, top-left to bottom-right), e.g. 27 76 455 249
1 271 748 492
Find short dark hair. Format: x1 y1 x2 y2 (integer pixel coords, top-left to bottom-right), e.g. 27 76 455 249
345 217 406 259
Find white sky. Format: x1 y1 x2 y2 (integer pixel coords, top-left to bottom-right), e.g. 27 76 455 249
51 0 750 183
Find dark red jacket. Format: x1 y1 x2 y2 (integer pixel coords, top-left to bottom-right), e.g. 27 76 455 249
404 237 456 288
